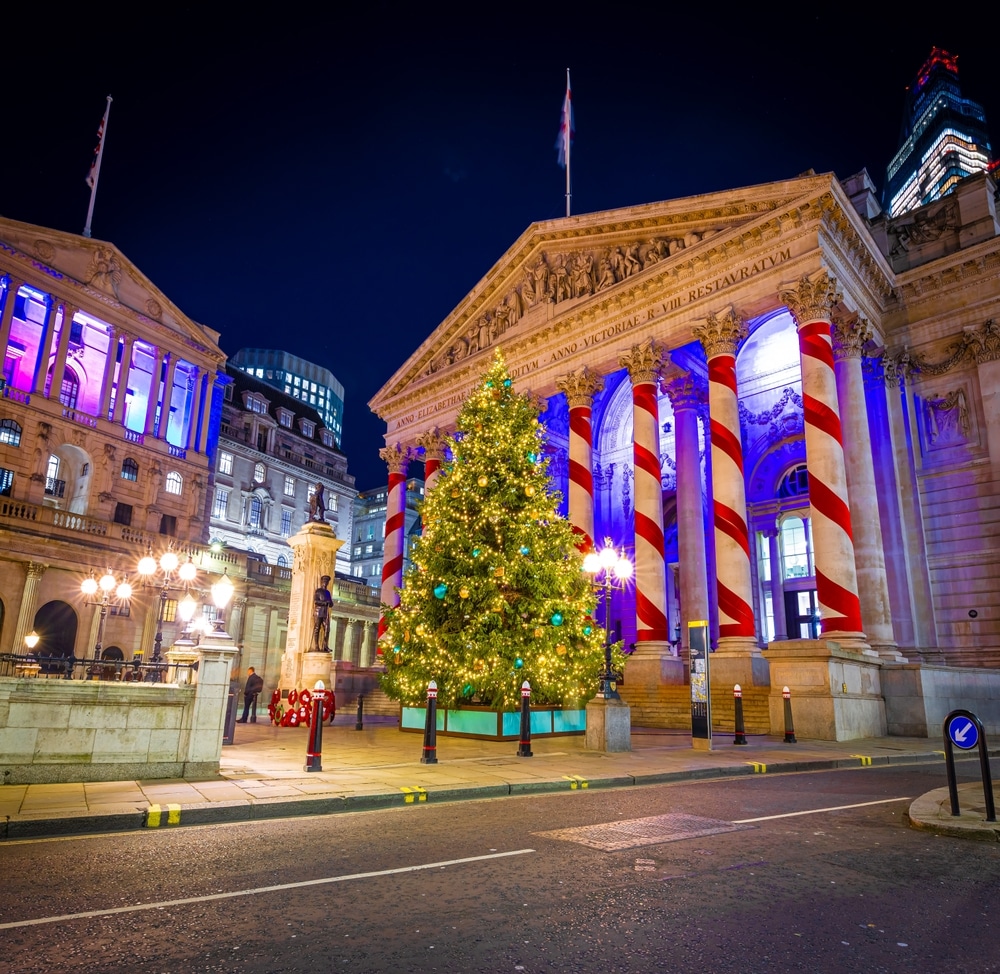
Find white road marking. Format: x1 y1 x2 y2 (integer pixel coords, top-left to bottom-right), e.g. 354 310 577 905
734 797 911 823
0 849 536 930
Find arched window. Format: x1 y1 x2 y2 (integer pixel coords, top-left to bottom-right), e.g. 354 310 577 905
780 515 813 580
778 464 809 498
121 457 139 481
0 418 22 447
277 555 288 568
59 366 80 410
248 496 263 529
165 471 183 495
254 462 266 483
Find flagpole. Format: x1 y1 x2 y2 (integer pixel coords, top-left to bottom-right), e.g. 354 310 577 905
565 68 571 217
83 95 112 239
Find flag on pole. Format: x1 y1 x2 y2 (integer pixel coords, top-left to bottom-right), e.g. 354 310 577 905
85 99 111 189
555 69 573 169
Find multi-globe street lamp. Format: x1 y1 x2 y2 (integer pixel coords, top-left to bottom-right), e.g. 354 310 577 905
210 569 235 636
583 538 634 699
81 569 134 660
137 546 198 663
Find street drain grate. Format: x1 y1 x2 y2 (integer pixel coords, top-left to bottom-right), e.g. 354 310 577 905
534 813 755 851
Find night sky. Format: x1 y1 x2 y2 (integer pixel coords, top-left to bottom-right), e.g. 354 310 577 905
2 7 996 489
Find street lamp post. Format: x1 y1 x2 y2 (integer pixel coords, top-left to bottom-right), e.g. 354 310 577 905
583 538 634 700
81 569 133 660
210 569 235 636
137 546 198 663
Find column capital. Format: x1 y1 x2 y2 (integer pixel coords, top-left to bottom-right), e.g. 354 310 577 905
25 561 47 580
556 366 604 408
692 307 747 359
416 427 449 463
961 317 1000 365
620 338 667 385
379 442 411 475
662 371 708 411
831 311 873 361
779 272 841 326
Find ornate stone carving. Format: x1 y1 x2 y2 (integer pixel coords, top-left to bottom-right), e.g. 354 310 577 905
887 198 958 260
33 240 55 262
692 307 747 358
620 338 667 386
662 372 707 411
555 366 604 408
961 318 1000 365
416 427 449 463
379 443 410 475
925 389 970 445
87 246 123 300
831 311 873 360
778 272 841 325
146 298 163 318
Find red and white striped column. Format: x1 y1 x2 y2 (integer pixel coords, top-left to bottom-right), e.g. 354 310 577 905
556 367 604 552
693 309 758 651
378 443 410 642
417 427 449 493
780 275 864 640
620 340 669 648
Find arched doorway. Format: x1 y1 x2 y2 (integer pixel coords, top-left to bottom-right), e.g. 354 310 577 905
32 600 79 672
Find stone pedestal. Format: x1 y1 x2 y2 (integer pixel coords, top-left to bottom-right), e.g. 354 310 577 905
301 651 333 691
186 630 240 769
766 638 886 741
165 638 200 686
710 639 771 690
624 643 686 686
585 696 632 752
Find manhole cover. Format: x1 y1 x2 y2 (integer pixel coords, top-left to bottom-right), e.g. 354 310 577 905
535 813 754 851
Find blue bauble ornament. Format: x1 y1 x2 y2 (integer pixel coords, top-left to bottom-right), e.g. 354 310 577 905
583 625 593 637
433 583 448 599
472 547 481 558
551 612 563 627
485 380 493 388
462 684 474 696
514 657 524 669
393 646 401 654
503 378 512 387
527 452 537 463
519 545 530 556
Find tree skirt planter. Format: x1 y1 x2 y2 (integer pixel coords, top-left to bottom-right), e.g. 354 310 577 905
400 704 586 740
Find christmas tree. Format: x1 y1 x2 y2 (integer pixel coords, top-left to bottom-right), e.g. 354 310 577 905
379 351 616 711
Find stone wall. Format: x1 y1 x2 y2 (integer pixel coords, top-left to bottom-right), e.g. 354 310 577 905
881 664 1000 738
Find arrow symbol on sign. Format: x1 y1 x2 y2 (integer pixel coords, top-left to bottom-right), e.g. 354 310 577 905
953 720 972 743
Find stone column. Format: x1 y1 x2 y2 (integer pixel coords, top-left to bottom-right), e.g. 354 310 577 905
417 427 448 492
159 353 179 439
963 319 1000 477
765 526 788 641
48 302 76 402
111 331 135 425
556 366 604 552
343 619 357 664
186 631 240 774
0 275 24 361
693 308 762 675
378 443 410 642
30 296 54 394
99 327 119 421
619 340 681 684
359 621 375 667
11 562 46 655
832 311 901 660
779 275 867 651
281 522 344 691
186 368 204 451
197 370 218 453
144 346 164 436
663 371 710 659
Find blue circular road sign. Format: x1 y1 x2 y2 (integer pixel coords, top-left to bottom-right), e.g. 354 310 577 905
948 715 979 750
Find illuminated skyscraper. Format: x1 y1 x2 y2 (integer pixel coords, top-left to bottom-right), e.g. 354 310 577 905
884 47 994 218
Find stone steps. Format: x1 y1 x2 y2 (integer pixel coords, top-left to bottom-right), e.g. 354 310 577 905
620 682 772 734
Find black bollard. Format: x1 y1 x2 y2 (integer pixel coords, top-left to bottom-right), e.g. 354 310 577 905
782 685 797 743
420 680 438 764
304 683 326 772
733 684 747 745
355 693 365 731
517 680 533 758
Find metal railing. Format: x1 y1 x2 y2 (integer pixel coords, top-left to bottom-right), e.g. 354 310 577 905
0 651 197 683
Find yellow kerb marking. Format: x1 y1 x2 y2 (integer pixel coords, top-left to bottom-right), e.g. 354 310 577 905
852 755 873 766
563 775 588 789
747 762 767 773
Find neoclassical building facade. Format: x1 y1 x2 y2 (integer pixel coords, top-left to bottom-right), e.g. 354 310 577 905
369 169 1000 725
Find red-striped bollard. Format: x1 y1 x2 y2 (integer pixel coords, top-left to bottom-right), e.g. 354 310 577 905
420 680 438 764
304 682 326 772
733 684 747 745
517 681 533 758
782 685 797 744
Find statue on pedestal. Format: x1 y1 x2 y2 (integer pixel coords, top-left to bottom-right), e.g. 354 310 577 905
309 483 327 522
311 575 333 651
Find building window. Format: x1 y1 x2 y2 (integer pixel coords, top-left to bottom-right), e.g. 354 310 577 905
160 514 177 536
278 409 293 428
213 489 229 519
219 451 234 476
59 367 80 410
280 509 292 537
0 419 22 447
254 462 266 483
370 563 381 577
353 566 363 578
0 466 13 496
365 544 373 555
284 475 295 496
779 464 809 498
781 516 813 579
277 554 288 568
329 493 338 512
121 457 139 481
165 471 183 495
114 502 133 526
353 546 361 557
248 496 263 530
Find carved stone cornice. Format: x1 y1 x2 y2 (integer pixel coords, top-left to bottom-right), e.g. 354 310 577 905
831 311 873 361
961 318 1000 364
555 366 604 408
662 371 707 411
692 308 747 359
620 339 667 386
379 443 411 475
779 272 841 325
891 317 1000 380
416 427 449 462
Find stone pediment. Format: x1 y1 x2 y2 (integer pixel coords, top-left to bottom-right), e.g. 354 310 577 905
371 172 839 416
0 215 223 359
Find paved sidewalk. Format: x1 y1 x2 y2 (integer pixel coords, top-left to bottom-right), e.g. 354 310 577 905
1 717 997 841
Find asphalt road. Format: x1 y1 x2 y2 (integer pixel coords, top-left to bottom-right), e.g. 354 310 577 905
2 761 998 974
